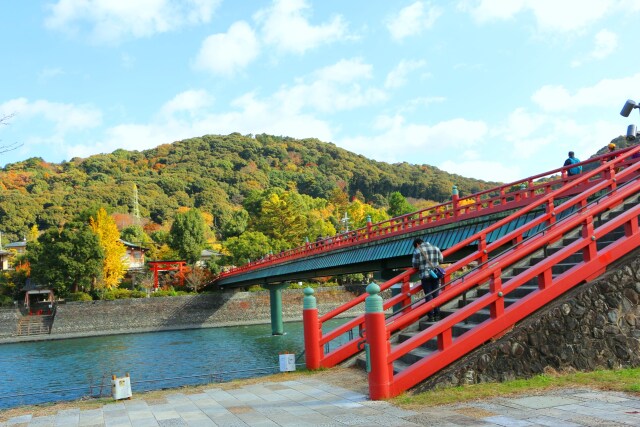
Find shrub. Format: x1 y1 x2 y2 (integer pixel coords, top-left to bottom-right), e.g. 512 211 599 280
101 291 116 301
0 295 14 307
130 290 147 298
112 288 131 299
68 292 93 302
151 290 175 297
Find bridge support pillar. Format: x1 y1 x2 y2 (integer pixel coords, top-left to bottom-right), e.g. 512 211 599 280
267 283 290 335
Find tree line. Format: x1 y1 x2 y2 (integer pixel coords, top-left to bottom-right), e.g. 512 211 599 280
0 133 499 300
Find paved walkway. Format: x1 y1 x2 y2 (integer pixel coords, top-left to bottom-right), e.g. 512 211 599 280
2 377 640 426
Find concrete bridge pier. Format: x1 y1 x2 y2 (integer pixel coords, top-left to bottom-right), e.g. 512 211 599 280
266 283 290 335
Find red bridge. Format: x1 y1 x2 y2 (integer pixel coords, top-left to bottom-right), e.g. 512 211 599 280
218 145 640 396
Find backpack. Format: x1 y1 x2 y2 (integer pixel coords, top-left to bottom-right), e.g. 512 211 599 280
567 157 582 175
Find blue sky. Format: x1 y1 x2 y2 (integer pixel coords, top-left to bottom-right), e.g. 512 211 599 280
1 0 640 182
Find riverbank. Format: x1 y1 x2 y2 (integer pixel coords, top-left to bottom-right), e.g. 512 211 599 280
2 367 640 426
0 286 366 344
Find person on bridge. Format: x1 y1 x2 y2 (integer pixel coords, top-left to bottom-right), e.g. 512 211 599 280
606 143 618 161
412 238 444 322
563 151 582 176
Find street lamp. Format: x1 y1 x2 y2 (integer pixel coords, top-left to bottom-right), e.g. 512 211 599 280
620 99 638 117
620 99 640 141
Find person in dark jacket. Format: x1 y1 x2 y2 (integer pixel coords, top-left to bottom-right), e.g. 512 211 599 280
412 238 443 321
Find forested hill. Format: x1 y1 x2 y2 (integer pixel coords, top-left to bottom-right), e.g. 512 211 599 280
0 133 498 241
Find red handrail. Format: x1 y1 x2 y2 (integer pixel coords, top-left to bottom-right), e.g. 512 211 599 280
218 147 637 280
306 145 640 370
370 150 640 397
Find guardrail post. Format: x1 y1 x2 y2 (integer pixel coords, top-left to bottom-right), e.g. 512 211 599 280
451 185 459 218
303 287 323 369
365 283 392 400
390 283 403 314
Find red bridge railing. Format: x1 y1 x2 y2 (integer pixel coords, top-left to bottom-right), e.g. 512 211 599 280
218 147 637 281
302 145 640 376
367 147 640 398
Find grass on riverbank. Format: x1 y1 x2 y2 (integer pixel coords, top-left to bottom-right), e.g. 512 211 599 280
391 367 640 409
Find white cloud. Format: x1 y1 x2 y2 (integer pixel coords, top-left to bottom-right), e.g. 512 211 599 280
572 29 618 67
385 59 427 88
440 159 522 182
193 21 260 76
0 98 102 133
45 0 220 43
387 1 442 41
339 114 488 166
67 92 335 159
531 72 640 112
160 90 213 117
255 0 350 54
273 59 386 114
459 0 613 33
398 96 446 114
591 29 618 59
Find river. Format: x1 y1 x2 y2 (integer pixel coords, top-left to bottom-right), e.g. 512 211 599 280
0 319 354 409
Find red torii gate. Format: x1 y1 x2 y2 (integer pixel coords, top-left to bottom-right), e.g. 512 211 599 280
147 260 187 289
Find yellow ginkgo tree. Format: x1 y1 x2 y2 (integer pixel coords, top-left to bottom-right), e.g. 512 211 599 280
90 208 127 289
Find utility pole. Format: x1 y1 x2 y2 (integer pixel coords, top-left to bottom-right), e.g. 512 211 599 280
132 183 141 225
341 212 350 233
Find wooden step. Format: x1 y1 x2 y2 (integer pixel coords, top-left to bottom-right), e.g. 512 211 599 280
17 315 53 336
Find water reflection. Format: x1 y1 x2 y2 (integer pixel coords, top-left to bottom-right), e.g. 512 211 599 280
0 318 354 409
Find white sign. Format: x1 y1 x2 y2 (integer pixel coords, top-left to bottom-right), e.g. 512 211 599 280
111 375 132 400
279 354 296 372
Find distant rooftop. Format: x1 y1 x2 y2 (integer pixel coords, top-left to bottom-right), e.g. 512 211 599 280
119 239 149 251
4 241 26 249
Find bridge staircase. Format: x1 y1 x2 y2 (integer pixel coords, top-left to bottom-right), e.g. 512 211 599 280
303 144 640 399
388 190 638 374
16 302 56 337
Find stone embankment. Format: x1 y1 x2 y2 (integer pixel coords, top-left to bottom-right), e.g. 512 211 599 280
0 286 365 343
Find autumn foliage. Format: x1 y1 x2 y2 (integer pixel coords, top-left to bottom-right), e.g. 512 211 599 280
90 208 127 289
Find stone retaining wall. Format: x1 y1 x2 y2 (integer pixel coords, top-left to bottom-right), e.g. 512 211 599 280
0 287 363 342
413 250 640 392
0 309 20 337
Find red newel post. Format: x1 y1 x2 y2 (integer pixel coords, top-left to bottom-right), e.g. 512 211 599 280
303 287 323 369
365 283 392 400
451 185 459 218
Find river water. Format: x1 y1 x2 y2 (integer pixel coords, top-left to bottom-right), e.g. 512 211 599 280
0 319 353 409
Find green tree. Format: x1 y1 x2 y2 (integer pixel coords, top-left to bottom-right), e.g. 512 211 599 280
28 222 103 296
223 231 271 266
170 209 206 264
255 191 307 243
220 208 249 239
387 191 415 218
120 225 153 247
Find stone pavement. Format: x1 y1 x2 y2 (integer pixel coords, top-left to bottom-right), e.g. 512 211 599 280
2 377 640 426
